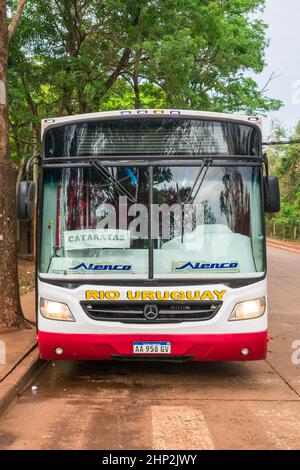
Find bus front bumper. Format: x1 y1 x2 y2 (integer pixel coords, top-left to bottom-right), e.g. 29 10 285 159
37 331 268 361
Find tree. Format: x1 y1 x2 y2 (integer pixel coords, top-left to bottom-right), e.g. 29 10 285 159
6 0 282 170
0 0 28 328
266 121 300 239
0 0 284 328
9 1 281 121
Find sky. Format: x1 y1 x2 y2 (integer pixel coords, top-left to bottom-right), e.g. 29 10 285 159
254 0 300 139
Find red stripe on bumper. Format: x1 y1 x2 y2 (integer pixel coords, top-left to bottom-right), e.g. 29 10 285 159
37 331 268 361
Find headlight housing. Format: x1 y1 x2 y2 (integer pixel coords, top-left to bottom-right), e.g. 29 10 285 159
229 297 266 321
40 298 75 321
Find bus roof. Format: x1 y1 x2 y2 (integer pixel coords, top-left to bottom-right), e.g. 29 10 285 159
41 109 262 140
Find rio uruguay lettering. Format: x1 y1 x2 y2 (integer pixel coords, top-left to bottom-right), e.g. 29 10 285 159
85 289 226 301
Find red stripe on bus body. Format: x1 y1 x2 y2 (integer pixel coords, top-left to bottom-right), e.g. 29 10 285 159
37 330 268 362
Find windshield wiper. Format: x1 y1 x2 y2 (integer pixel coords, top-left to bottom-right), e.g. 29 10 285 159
185 158 212 204
89 159 137 203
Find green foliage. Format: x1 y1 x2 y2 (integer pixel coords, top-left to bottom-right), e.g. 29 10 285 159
266 122 300 238
8 0 281 163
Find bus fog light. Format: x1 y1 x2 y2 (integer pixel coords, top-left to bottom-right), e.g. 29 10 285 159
229 297 266 321
55 347 64 355
40 299 75 322
241 348 249 356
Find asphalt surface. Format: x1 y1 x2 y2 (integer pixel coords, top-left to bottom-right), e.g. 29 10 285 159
0 246 300 450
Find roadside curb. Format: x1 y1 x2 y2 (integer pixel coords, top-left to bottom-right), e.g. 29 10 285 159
0 346 47 418
267 239 300 254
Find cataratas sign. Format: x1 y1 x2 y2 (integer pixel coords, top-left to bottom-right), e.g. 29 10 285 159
64 229 130 250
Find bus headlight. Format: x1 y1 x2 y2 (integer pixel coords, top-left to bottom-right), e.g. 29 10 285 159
40 299 75 321
229 297 266 321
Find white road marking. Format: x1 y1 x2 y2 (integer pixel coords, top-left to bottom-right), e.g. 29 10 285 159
151 405 214 450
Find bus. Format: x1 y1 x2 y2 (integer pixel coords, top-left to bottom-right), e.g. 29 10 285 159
18 109 280 362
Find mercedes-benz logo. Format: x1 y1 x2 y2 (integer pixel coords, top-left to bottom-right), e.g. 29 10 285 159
143 304 159 320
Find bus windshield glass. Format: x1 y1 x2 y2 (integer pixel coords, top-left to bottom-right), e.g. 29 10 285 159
44 118 260 158
40 168 264 279
41 118 263 279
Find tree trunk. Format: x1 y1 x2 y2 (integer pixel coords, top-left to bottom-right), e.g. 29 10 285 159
0 1 28 328
8 0 26 39
0 161 28 328
133 73 141 109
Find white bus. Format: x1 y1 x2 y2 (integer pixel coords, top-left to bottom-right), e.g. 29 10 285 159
18 109 280 362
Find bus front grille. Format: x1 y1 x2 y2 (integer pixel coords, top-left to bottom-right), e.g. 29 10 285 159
80 301 222 323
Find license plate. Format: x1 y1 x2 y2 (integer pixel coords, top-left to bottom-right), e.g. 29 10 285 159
133 341 171 354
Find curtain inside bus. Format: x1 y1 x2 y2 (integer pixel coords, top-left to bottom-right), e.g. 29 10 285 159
44 118 260 158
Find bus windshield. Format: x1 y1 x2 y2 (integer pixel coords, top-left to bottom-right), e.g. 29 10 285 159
40 163 264 279
44 118 260 158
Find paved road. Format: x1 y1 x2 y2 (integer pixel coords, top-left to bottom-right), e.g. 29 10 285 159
0 246 300 450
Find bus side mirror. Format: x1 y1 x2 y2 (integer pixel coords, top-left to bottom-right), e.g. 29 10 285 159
264 176 280 213
17 181 36 220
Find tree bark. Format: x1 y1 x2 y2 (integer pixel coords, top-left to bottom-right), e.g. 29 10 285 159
133 73 141 109
0 160 28 328
8 0 26 40
0 1 28 328
101 47 132 98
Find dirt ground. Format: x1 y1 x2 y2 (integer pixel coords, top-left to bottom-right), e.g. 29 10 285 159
1 245 299 450
267 237 300 252
18 257 35 295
